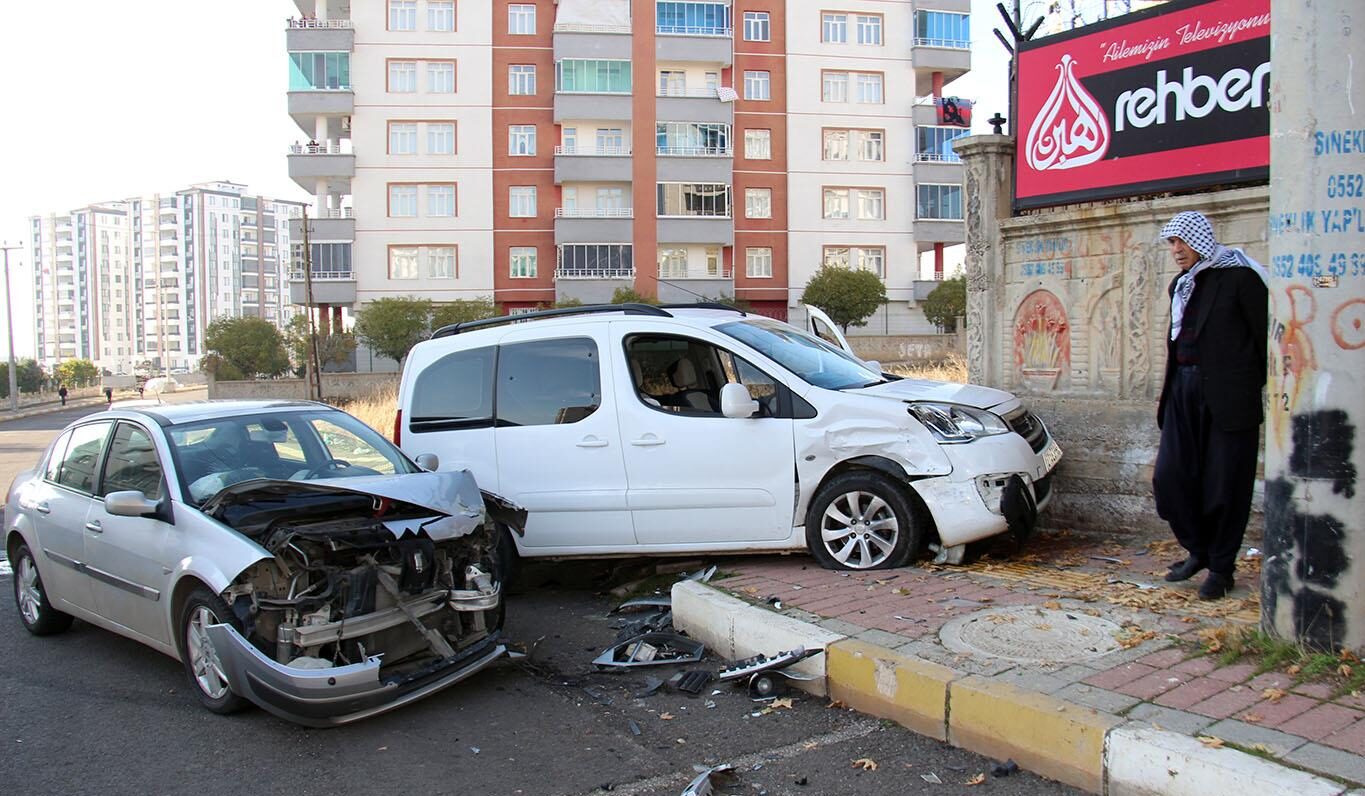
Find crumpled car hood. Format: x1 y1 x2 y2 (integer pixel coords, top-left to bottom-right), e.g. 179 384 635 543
201 470 523 542
849 378 1015 410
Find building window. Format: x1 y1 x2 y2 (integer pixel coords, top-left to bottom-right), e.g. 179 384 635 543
508 4 536 35
822 188 884 220
743 70 770 100
558 244 633 278
389 0 417 31
509 64 536 95
428 122 456 155
742 11 770 41
428 184 456 216
389 60 417 93
916 125 970 162
428 61 455 93
389 184 418 217
856 14 883 45
657 183 731 217
288 52 351 90
556 59 631 93
822 71 847 103
915 10 971 48
429 246 456 278
823 246 885 277
389 122 417 154
510 247 537 278
822 71 882 103
596 127 625 152
658 247 688 278
822 12 847 43
823 128 884 161
746 247 772 278
509 186 537 217
918 184 963 219
656 122 730 156
658 70 686 95
656 2 731 36
389 246 419 279
744 188 772 219
855 73 884 103
428 0 455 31
509 125 537 156
744 129 771 160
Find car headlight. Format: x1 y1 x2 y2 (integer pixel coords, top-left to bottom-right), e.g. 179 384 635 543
907 402 1010 444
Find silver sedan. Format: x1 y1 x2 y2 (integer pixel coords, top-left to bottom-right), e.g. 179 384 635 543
4 400 523 726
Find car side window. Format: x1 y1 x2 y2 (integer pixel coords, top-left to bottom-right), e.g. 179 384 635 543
719 351 781 417
100 423 164 500
55 422 113 495
44 431 72 482
410 345 495 431
496 337 601 427
310 418 400 474
625 334 753 417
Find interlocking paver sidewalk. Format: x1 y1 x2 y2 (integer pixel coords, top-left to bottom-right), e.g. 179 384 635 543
710 529 1365 789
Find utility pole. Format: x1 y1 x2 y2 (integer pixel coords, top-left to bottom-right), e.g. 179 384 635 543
300 209 323 402
1 241 20 411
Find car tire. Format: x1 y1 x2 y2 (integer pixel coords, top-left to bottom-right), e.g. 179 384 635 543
805 471 920 571
11 542 74 636
178 587 249 715
494 524 522 595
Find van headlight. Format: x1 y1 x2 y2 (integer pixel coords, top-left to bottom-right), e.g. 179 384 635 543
908 403 1011 444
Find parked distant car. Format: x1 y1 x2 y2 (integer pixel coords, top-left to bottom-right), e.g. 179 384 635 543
5 401 524 726
394 304 1061 572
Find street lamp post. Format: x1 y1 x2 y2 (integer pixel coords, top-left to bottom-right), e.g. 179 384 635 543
1 241 20 412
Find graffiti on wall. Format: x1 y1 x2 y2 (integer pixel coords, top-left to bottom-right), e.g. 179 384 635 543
1014 289 1071 390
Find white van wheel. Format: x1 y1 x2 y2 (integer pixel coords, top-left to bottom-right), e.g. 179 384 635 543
805 472 918 570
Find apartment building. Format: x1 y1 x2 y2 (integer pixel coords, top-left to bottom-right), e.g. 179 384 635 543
29 182 303 375
285 0 970 358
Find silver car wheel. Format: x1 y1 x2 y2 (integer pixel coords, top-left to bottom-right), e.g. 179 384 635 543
17 554 43 625
820 490 899 569
186 606 231 700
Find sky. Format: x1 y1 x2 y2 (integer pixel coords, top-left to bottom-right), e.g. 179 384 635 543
0 0 1036 360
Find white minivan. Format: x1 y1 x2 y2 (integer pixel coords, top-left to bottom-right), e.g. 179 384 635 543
394 304 1061 571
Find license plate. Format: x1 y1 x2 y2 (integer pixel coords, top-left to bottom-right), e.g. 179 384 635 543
1041 441 1063 474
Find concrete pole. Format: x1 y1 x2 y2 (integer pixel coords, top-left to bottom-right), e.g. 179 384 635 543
1263 1 1365 650
2 243 20 411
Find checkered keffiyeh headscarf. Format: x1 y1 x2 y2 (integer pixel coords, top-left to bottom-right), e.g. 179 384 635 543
1161 211 1268 341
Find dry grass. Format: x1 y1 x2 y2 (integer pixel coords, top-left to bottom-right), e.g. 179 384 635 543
888 352 968 383
336 383 399 441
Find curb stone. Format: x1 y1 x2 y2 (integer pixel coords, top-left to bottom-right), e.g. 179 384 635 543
673 580 1354 795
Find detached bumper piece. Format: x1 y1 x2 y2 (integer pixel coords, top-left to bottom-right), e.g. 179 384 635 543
592 632 704 669
205 623 505 727
1001 474 1039 545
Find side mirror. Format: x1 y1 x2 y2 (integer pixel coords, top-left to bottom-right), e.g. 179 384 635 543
414 453 440 472
863 360 882 374
105 490 161 518
720 383 760 419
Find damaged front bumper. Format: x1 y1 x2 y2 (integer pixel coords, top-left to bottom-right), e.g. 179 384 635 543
205 623 505 727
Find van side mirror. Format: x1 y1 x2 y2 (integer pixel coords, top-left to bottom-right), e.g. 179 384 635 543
720 383 760 419
863 360 882 373
414 453 440 471
105 490 161 518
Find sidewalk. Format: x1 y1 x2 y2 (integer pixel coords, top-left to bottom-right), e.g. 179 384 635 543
673 530 1365 794
0 385 208 423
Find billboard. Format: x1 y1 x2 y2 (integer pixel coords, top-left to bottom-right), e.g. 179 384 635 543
1015 0 1269 210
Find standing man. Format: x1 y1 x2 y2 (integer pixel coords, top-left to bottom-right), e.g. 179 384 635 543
58 384 67 406
1153 211 1269 599
103 386 113 405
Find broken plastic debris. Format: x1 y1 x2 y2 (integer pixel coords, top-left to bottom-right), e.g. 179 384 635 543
636 676 666 698
593 632 705 669
612 596 673 613
1245 548 1262 559
680 763 735 796
991 759 1019 778
719 647 823 682
920 772 942 784
1089 555 1124 564
670 669 715 695
628 719 641 736
686 565 718 583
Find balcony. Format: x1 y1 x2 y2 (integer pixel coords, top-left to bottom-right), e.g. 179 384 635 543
657 217 733 245
554 211 634 244
912 41 971 95
912 154 964 185
554 93 632 122
657 148 732 182
288 268 356 305
553 27 633 61
286 19 354 52
656 32 732 66
288 90 353 133
656 88 732 123
287 143 355 195
914 219 966 252
288 214 354 243
554 146 633 182
656 269 733 302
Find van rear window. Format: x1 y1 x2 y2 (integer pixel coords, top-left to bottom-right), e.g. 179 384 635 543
410 346 495 431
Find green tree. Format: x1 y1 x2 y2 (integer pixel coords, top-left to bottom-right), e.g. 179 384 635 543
921 275 966 333
202 316 290 379
285 315 358 374
609 287 660 305
800 266 888 331
430 299 498 330
16 359 43 394
354 298 433 364
54 358 99 388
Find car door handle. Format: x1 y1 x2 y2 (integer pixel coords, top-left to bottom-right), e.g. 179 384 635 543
84 520 103 534
631 434 666 447
35 502 51 515
576 436 610 448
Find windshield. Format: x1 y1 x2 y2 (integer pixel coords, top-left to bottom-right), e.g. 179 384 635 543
168 409 416 505
717 318 879 390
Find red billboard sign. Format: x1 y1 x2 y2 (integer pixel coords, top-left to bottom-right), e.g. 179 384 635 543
1015 0 1269 209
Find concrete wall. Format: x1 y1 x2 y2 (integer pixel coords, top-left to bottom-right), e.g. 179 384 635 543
957 135 1269 535
208 372 397 402
849 334 962 365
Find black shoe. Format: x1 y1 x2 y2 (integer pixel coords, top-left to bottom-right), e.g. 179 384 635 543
1198 572 1235 600
1165 557 1206 582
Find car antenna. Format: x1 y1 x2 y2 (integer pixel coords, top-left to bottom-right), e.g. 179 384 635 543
641 271 746 314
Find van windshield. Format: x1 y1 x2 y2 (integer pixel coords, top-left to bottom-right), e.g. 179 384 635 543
716 319 880 390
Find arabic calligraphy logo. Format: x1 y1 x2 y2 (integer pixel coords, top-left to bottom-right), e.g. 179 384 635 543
1025 54 1110 171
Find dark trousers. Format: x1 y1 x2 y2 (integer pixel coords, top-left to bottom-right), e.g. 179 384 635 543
1153 365 1259 576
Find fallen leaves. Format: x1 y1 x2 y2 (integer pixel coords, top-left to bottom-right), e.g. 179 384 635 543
965 773 987 785
852 758 878 771
1340 664 1355 678
769 697 794 710
1043 600 1063 610
1115 625 1158 650
659 712 675 720
1197 735 1226 749
1242 713 1263 724
1262 688 1286 703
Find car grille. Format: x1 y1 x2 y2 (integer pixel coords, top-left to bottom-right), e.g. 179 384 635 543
1005 407 1049 453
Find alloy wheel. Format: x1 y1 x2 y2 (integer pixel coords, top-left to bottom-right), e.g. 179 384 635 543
16 554 43 625
819 490 900 569
186 606 230 700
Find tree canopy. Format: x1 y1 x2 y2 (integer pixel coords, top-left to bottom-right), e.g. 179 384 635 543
800 267 887 331
0 359 44 398
54 358 99 388
284 314 357 375
922 276 966 333
202 316 291 380
353 298 499 364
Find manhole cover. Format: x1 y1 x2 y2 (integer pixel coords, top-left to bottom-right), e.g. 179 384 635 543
938 607 1123 664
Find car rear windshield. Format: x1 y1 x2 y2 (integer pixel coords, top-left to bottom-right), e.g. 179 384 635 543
716 318 877 390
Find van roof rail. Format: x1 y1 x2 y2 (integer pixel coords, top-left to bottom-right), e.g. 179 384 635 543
430 303 673 339
658 302 746 316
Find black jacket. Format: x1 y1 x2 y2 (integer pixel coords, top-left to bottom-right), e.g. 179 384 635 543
1157 267 1269 432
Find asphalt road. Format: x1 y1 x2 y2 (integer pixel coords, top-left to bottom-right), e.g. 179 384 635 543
0 395 1078 795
